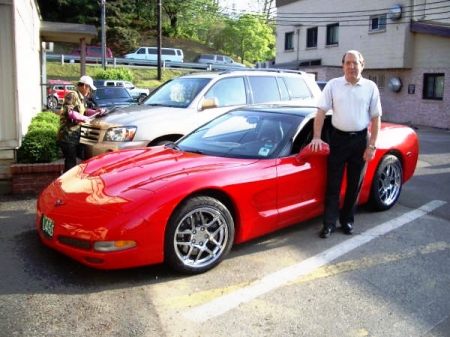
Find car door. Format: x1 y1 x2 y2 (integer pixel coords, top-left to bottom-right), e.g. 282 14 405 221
275 118 328 228
199 76 248 126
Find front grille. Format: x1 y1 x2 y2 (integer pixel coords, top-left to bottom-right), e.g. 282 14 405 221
81 124 101 141
58 236 91 250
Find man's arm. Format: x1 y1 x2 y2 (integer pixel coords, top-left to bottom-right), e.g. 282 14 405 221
363 115 380 161
309 108 327 151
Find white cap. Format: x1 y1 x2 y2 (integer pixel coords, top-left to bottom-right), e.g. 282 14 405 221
78 75 96 90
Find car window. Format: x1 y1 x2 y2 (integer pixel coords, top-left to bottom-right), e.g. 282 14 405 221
283 77 312 99
205 77 247 107
162 49 176 55
137 48 146 55
148 48 157 54
203 54 214 60
276 77 290 100
145 77 211 108
96 88 130 99
248 76 281 103
178 111 302 159
217 56 224 61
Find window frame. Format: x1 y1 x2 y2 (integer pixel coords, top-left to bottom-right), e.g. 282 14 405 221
368 74 386 92
423 73 445 100
285 31 294 51
326 23 339 46
307 27 318 48
369 14 387 32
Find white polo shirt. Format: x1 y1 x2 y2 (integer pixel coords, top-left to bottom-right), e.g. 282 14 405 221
317 76 382 132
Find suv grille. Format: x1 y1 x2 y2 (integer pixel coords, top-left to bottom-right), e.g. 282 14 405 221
81 124 101 142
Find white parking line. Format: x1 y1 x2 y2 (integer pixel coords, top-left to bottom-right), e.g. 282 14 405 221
183 200 447 322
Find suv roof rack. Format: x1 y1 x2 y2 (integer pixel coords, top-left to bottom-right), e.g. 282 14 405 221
218 68 307 75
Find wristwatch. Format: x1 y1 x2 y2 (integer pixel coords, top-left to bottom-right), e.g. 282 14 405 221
368 144 377 150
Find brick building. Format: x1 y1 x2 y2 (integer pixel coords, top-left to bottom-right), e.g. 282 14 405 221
275 0 450 129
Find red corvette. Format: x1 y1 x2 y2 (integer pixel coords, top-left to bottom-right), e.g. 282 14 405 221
36 105 419 274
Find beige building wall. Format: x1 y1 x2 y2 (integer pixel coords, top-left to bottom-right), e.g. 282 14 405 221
276 0 450 129
0 0 42 191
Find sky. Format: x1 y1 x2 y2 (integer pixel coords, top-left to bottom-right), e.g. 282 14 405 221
219 0 264 15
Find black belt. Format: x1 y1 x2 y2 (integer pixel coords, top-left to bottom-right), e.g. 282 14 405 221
333 128 367 138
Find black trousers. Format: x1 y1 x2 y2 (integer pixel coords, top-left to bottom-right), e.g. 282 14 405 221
58 140 78 173
323 129 368 226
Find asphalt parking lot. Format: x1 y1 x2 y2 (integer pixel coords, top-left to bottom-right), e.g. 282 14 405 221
1 125 449 337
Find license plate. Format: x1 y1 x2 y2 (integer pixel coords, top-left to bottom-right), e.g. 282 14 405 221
42 215 54 238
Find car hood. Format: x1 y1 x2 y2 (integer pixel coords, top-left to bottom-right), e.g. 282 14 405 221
57 146 256 202
87 104 189 127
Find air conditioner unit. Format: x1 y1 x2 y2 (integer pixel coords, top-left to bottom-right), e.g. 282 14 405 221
42 42 54 52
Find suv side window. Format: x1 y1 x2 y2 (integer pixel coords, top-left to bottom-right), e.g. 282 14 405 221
205 77 247 107
137 48 146 55
248 76 281 103
276 77 290 100
283 77 312 99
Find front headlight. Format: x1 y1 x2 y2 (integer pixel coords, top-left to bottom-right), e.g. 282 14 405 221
103 126 137 142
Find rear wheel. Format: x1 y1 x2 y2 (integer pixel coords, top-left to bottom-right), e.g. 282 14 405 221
165 196 235 274
369 155 403 211
47 96 58 110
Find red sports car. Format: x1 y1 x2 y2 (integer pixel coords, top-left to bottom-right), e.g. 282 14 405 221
36 105 419 274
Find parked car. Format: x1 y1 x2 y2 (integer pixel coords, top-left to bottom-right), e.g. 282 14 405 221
195 54 246 67
91 87 136 108
80 69 322 159
124 47 184 63
69 45 113 63
93 80 149 103
36 104 419 274
46 79 75 109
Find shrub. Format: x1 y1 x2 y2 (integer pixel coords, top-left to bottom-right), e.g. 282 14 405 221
17 111 60 163
95 67 134 81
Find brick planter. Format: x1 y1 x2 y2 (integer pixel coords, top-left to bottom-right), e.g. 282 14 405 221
10 161 64 195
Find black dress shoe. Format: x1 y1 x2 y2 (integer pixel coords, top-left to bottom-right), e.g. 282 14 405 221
341 222 354 235
319 225 335 239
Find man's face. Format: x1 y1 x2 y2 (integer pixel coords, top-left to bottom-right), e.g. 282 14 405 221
343 53 364 84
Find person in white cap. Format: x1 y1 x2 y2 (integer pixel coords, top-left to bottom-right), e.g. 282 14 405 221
57 75 104 172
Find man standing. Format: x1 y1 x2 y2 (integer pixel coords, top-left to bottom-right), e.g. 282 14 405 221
309 50 382 239
57 75 102 172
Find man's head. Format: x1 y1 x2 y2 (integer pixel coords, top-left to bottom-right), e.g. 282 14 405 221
77 75 96 96
342 50 364 84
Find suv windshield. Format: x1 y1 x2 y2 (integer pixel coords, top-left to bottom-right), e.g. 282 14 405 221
144 77 211 108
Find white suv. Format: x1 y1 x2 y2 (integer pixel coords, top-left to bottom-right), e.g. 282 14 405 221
80 69 321 159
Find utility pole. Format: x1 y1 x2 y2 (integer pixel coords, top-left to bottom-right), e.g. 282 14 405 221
101 0 106 70
157 0 162 80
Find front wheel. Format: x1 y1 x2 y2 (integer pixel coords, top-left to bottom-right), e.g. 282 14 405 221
369 155 403 211
165 196 235 274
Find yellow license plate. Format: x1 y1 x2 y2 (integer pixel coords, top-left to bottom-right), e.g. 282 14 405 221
42 215 54 238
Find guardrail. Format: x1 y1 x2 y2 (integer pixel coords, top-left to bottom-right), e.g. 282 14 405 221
46 54 251 72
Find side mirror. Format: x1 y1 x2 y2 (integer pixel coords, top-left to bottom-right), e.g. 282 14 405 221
201 97 219 110
295 143 330 164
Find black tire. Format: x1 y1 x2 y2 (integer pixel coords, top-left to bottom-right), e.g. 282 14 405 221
47 96 58 110
165 196 235 274
137 94 147 103
369 155 403 211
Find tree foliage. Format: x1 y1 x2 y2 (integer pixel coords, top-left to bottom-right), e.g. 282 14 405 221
36 0 275 63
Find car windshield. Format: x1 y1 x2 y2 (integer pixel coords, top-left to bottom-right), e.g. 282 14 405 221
177 110 303 159
95 88 130 99
143 77 211 108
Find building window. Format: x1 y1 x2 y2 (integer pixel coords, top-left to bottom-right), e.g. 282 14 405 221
285 32 294 51
369 14 387 32
307 27 318 48
326 23 339 45
423 73 445 100
369 74 385 92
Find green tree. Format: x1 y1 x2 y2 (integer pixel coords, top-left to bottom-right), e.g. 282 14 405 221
222 14 275 64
